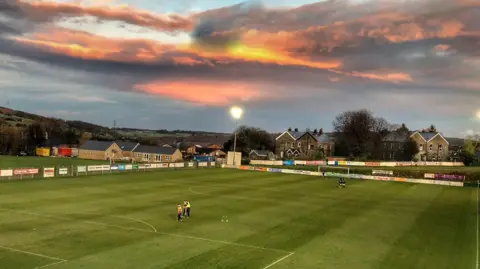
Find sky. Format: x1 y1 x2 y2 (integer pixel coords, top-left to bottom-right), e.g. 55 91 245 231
0 0 479 137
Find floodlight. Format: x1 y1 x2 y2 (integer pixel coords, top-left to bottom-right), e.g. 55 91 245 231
230 106 243 120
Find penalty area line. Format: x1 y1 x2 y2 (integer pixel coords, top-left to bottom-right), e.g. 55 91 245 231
262 252 294 269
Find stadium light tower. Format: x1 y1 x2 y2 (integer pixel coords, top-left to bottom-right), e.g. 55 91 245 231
230 106 243 166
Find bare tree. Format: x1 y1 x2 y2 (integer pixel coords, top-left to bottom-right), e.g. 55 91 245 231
333 109 377 157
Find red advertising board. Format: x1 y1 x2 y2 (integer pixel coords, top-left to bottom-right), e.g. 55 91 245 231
14 168 39 175
306 161 325 165
365 162 380 166
58 148 72 157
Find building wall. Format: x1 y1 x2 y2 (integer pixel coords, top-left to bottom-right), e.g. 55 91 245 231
297 133 318 156
171 149 183 162
410 132 449 160
275 132 296 157
79 150 107 160
122 151 134 158
133 149 183 163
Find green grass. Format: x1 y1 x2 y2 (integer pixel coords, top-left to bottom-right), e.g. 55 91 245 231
0 169 477 269
0 156 108 169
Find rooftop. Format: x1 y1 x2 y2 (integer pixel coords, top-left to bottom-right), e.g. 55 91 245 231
115 141 139 151
133 145 178 155
79 140 115 151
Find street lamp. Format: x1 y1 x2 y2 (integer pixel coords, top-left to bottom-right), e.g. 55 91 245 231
230 106 243 166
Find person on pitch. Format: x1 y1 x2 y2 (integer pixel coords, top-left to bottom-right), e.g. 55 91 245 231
186 200 191 218
183 200 188 216
177 204 183 222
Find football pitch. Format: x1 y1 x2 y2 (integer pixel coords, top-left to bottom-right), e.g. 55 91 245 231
0 169 477 269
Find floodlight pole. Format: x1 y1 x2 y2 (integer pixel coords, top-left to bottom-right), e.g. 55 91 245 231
233 121 238 166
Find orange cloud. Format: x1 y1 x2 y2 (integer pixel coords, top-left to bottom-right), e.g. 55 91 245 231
13 28 174 62
134 81 265 106
331 70 413 83
17 0 193 32
172 57 214 67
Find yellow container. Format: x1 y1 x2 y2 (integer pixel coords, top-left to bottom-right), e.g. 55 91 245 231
36 148 50 157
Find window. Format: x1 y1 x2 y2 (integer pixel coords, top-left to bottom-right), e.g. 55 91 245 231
429 144 433 151
438 144 443 151
298 142 301 148
419 145 423 151
309 144 314 150
390 143 394 149
165 155 171 161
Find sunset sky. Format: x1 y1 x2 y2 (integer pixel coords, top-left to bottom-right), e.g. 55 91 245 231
0 0 479 136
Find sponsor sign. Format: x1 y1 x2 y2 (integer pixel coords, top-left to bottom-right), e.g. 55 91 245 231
294 160 306 165
14 168 39 176
239 165 251 170
158 163 169 168
188 162 194 167
424 173 435 179
138 164 146 169
144 164 153 169
168 163 175 168
0 169 13 177
365 162 380 167
435 174 465 181
87 165 110 172
338 161 347 166
132 164 139 170
77 166 87 173
394 177 407 182
43 168 55 178
125 164 133 170
175 163 185 168
379 162 396 167
273 161 283 166
198 162 208 167
267 168 282 173
58 168 68 175
283 160 294 166
110 165 119 171
281 169 296 174
373 170 394 175
209 162 215 167
118 164 126 171
305 160 325 165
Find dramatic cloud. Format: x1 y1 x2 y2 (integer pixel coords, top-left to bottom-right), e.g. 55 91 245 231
0 0 479 135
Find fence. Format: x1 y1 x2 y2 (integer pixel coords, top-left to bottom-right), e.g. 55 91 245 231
250 160 465 167
0 161 218 181
235 165 469 187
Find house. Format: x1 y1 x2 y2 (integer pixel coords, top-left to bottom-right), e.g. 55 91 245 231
195 147 226 157
78 140 122 160
275 130 335 159
132 145 183 163
115 141 140 159
382 131 409 160
186 143 224 155
409 131 449 161
249 150 275 160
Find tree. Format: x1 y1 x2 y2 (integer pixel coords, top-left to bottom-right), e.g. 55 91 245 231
428 124 437 132
288 127 292 132
402 139 419 161
397 123 409 132
223 126 274 155
313 128 318 135
332 109 377 157
294 128 299 132
318 128 324 136
461 135 479 165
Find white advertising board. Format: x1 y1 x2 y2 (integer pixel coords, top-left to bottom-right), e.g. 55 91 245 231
58 168 68 175
44 168 55 178
0 169 13 177
77 166 86 172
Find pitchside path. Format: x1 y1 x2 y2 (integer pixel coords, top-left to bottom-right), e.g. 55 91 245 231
0 169 476 269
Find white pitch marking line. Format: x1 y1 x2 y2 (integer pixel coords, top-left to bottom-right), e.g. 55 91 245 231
262 252 294 269
188 187 204 195
77 212 157 232
476 181 479 269
0 245 66 262
35 260 67 269
0 208 289 254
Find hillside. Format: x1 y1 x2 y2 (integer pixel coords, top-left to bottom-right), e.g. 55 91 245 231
0 107 231 149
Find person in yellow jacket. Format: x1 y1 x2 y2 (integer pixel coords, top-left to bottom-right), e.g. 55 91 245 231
186 201 191 218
